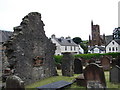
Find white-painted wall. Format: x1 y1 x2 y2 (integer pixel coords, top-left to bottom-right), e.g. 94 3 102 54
51 38 80 55
106 40 120 53
88 47 105 54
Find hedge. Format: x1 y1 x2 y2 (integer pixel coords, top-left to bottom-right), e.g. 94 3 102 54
54 52 120 64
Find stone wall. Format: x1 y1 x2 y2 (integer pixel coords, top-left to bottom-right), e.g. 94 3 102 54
4 12 57 85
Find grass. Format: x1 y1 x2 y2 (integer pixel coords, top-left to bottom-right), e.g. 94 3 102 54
105 71 120 88
25 70 120 89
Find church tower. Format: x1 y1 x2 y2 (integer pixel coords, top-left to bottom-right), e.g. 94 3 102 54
90 21 102 46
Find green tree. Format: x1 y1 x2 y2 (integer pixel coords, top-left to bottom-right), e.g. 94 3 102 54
80 40 88 54
73 37 82 44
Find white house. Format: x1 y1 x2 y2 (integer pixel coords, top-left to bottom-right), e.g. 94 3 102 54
106 39 120 53
88 45 105 54
51 34 84 55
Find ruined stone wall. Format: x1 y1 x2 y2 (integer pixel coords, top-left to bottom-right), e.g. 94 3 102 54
4 12 57 85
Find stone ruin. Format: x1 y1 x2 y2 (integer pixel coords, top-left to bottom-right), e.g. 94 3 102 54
61 52 74 77
3 12 57 85
84 63 106 89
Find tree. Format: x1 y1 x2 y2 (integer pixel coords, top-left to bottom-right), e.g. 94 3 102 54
80 40 89 54
73 37 82 44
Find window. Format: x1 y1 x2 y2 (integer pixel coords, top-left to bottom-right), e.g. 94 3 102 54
112 47 114 51
74 46 76 51
109 47 111 51
71 46 72 51
116 47 118 51
65 46 67 51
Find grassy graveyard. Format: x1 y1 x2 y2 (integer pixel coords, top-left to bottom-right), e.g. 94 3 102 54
25 70 120 89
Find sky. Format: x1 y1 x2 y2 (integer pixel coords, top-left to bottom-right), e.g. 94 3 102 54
0 0 119 40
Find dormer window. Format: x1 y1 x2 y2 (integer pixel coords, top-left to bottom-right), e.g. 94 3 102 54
58 39 62 42
68 40 71 43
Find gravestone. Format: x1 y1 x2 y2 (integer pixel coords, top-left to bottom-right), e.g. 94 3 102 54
110 65 120 83
116 56 120 67
84 63 106 89
74 58 83 74
6 75 25 90
99 56 111 70
61 52 74 77
4 12 57 85
76 74 86 87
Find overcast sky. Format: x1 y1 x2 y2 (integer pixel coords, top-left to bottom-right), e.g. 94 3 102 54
0 0 119 40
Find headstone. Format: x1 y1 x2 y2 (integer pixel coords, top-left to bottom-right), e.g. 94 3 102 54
115 56 120 67
110 65 120 83
6 75 25 90
61 52 74 77
99 56 111 70
56 63 61 70
84 63 106 89
4 12 57 85
74 58 83 74
76 74 86 87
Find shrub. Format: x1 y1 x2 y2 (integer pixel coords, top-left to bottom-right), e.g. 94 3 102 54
54 52 120 64
54 55 63 64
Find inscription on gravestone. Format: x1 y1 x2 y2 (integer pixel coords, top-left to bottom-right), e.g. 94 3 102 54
84 63 106 89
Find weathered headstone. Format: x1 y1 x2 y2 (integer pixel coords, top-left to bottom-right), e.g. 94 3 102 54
115 56 120 67
61 52 74 77
74 58 83 74
110 65 120 83
76 74 86 87
4 12 57 85
99 56 111 70
84 63 106 89
6 75 25 90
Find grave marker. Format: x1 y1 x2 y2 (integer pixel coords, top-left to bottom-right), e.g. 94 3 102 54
100 56 111 70
84 63 106 89
61 52 74 77
110 65 120 83
6 75 25 90
74 58 83 74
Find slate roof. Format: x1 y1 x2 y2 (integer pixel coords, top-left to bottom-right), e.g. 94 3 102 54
105 35 113 45
54 37 78 46
106 39 120 46
88 46 105 51
114 39 120 45
0 30 13 43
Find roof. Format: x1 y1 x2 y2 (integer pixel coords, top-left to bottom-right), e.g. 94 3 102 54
53 37 78 46
0 30 13 43
88 46 105 51
105 35 113 45
114 39 120 45
106 39 120 46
